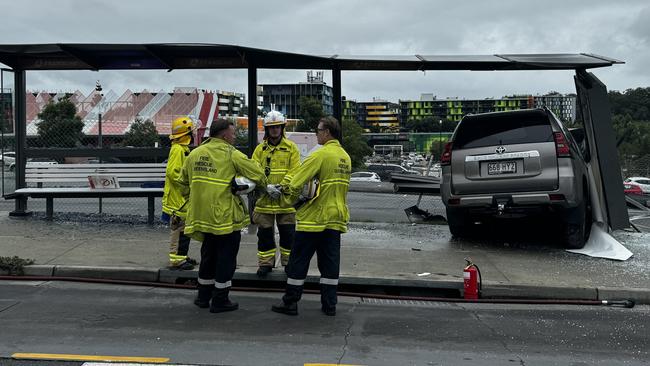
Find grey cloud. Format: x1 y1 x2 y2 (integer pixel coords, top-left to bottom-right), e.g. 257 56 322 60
1 0 648 100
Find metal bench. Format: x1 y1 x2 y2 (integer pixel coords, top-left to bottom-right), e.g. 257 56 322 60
8 163 166 224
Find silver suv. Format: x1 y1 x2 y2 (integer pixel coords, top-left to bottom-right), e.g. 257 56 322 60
441 108 591 249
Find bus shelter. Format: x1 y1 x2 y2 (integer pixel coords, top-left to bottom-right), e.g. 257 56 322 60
0 44 628 231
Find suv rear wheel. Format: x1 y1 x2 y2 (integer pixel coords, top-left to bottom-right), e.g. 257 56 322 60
564 189 592 249
446 207 470 237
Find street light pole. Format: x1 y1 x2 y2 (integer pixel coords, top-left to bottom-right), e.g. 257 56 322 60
438 119 443 162
98 110 102 150
95 81 103 215
96 80 103 152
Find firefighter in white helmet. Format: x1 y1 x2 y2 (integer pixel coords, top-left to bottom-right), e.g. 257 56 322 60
162 116 198 270
271 116 351 317
179 118 266 313
251 109 301 278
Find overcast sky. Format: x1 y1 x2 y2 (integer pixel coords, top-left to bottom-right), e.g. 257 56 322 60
1 0 648 102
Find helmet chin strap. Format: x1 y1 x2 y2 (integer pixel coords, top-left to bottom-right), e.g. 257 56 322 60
174 133 192 145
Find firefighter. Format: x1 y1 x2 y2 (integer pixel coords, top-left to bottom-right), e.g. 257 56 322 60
252 109 301 278
179 118 266 313
162 116 197 270
270 116 351 316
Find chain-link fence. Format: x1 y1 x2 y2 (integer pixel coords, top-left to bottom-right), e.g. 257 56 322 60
0 87 447 226
621 155 650 179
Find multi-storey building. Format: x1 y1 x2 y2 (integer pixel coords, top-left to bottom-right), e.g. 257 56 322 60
399 93 575 123
259 71 333 118
356 99 400 131
533 92 576 122
215 90 245 118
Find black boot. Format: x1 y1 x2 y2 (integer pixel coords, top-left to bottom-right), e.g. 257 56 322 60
321 305 336 316
194 284 212 308
320 283 338 316
256 266 273 278
271 301 298 316
210 288 239 313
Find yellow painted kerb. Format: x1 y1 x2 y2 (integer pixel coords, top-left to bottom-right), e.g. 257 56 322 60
12 353 169 363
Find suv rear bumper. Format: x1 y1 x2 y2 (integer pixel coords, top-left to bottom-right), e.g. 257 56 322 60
456 193 563 207
441 160 583 211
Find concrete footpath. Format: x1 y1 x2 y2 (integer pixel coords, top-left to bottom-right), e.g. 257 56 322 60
1 211 649 304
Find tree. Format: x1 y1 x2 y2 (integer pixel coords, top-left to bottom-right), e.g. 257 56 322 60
238 104 248 117
404 117 457 133
607 88 650 159
296 96 325 132
609 87 650 121
342 119 373 170
234 120 249 148
405 117 436 132
36 97 84 147
123 117 160 147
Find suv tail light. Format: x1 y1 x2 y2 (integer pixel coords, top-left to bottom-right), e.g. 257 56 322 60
441 142 453 166
554 132 571 157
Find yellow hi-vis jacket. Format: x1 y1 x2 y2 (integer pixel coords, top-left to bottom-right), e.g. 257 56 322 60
179 137 266 242
162 143 190 218
252 137 300 214
280 139 351 233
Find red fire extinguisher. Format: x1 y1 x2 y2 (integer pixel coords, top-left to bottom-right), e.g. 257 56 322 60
463 258 481 300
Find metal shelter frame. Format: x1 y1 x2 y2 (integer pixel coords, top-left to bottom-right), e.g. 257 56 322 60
0 43 629 229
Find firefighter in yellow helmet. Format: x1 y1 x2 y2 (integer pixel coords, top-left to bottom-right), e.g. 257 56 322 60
162 116 198 270
252 109 301 278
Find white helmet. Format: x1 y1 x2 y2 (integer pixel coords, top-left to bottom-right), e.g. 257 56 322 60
300 177 320 201
263 109 286 127
232 176 256 195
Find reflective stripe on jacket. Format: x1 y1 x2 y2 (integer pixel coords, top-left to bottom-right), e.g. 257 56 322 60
162 143 190 218
281 139 351 233
179 138 266 241
252 137 300 214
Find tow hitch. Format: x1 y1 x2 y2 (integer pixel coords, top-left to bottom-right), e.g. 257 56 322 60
494 195 512 216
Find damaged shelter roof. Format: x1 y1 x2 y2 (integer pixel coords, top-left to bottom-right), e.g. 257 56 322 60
0 43 624 71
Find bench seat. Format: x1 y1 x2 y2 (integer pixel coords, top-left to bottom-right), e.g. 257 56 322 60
7 163 167 224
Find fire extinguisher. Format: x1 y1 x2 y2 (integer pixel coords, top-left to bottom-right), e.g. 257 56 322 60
463 258 482 300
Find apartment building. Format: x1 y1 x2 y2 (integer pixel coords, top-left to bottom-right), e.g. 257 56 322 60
399 93 575 123
259 71 333 118
356 99 400 131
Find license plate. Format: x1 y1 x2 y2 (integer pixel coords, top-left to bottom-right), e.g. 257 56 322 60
487 161 517 175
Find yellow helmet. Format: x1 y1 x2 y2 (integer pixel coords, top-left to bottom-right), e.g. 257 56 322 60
169 116 196 140
263 110 286 127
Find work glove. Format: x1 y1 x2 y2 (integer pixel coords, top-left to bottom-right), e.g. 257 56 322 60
266 184 283 200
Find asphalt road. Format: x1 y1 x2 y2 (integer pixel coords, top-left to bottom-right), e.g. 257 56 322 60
1 281 648 366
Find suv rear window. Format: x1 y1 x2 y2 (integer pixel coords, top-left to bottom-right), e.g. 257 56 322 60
453 111 554 149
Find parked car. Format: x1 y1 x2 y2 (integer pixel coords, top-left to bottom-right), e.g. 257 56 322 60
10 157 58 171
624 182 644 196
624 177 650 194
1 151 15 167
441 108 591 249
366 163 419 181
350 171 381 183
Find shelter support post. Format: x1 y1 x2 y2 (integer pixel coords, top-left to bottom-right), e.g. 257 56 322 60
246 66 258 234
332 67 342 124
247 66 258 157
9 69 31 217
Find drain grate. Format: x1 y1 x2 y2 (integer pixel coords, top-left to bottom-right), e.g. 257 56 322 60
361 297 455 308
